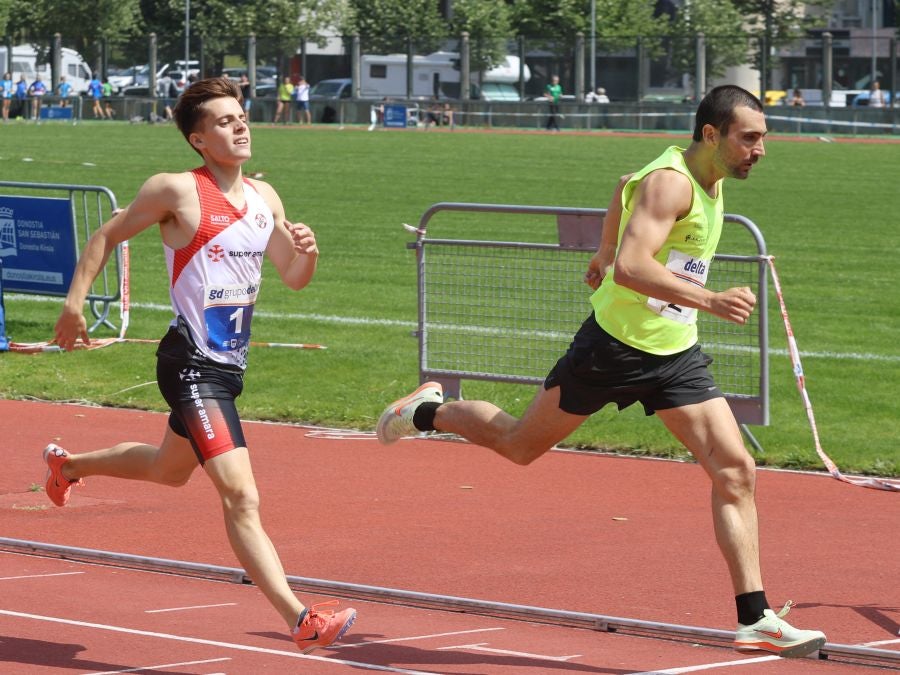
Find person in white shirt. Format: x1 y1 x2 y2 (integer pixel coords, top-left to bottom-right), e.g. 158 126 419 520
294 75 311 125
585 87 610 103
868 81 886 108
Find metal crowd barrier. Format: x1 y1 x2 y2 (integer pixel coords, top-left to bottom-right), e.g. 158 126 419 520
0 181 122 333
408 202 770 447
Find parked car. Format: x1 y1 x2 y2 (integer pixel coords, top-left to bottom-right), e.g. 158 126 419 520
309 78 353 100
221 66 277 96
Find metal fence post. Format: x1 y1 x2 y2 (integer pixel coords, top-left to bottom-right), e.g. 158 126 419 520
695 32 706 102
461 32 470 101
823 32 833 109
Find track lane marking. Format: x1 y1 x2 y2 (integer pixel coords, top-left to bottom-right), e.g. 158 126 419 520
0 571 85 580
631 655 779 673
0 608 436 674
333 626 505 649
145 603 238 614
84 657 231 674
437 642 581 662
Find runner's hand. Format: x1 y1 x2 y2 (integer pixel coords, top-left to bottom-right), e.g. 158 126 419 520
285 220 318 256
710 286 756 325
53 307 90 351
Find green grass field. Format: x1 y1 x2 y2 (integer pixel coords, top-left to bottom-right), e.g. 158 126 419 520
1 120 898 477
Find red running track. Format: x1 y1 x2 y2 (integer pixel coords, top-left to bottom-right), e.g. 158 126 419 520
1 399 897 674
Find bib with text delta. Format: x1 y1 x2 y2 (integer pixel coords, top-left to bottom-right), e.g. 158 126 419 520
645 250 710 325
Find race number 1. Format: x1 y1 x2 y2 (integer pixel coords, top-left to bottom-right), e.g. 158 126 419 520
203 283 260 351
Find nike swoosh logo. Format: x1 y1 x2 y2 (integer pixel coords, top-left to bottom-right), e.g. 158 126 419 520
756 628 783 639
299 630 319 642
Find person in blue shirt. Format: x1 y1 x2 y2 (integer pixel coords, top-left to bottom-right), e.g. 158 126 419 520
88 76 105 119
1 72 12 122
57 75 73 107
27 75 48 119
14 75 28 118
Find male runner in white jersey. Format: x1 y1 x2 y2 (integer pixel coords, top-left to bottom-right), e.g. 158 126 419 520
377 85 826 658
45 76 356 653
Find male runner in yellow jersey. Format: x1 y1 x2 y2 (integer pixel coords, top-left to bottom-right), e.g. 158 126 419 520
377 85 826 658
45 77 355 653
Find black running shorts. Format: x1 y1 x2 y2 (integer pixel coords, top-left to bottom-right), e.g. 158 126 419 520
156 318 247 464
544 313 723 416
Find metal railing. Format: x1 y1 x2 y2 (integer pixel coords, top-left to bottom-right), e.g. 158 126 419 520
408 202 769 444
0 181 122 333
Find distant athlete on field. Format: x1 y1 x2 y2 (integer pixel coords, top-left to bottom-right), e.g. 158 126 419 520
45 76 356 654
377 85 827 658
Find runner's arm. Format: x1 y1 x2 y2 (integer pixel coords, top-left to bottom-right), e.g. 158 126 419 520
585 173 632 290
613 169 755 325
53 174 182 350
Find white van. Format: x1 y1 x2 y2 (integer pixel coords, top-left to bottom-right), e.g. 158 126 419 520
0 44 92 94
360 51 530 101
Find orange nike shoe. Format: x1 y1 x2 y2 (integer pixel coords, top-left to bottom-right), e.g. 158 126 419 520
291 601 357 654
43 444 83 507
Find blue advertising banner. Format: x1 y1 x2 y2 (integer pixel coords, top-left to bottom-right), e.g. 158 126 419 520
383 104 409 128
0 195 77 295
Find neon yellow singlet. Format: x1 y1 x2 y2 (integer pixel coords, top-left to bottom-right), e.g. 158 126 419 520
590 146 724 355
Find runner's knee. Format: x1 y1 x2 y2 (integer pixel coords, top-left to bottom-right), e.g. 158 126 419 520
712 455 757 502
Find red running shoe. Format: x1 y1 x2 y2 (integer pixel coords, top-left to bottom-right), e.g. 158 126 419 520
291 600 357 654
43 444 83 507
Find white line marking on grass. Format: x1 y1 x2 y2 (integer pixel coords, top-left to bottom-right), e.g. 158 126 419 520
631 655 779 673
0 571 85 581
11 294 900 363
437 642 581 662
85 657 231 674
333 627 505 649
145 602 237 614
0 608 436 674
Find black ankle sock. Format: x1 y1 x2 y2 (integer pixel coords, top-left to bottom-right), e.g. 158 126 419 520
296 607 309 628
412 401 441 431
735 591 770 625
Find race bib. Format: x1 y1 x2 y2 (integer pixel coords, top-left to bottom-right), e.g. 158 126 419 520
646 250 710 325
203 282 259 352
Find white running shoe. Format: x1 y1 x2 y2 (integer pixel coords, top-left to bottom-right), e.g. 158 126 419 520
376 382 443 445
734 602 826 658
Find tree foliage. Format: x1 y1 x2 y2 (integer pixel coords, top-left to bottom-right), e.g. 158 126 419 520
344 0 446 54
449 0 513 68
668 0 749 80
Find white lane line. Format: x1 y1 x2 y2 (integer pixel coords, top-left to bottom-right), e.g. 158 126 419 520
437 642 581 662
0 609 436 674
84 657 231 674
145 603 237 614
0 571 85 581
333 627 505 649
862 637 900 646
630 655 779 673
10 294 899 363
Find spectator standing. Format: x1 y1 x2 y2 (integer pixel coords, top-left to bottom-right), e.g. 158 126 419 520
13 75 27 118
239 73 252 116
1 72 12 122
544 74 562 131
88 75 105 119
585 87 609 103
868 80 885 108
57 75 73 107
294 75 311 125
273 76 293 123
27 74 48 119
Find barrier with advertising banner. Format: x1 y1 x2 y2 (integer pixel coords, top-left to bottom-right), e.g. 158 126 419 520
0 182 124 335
